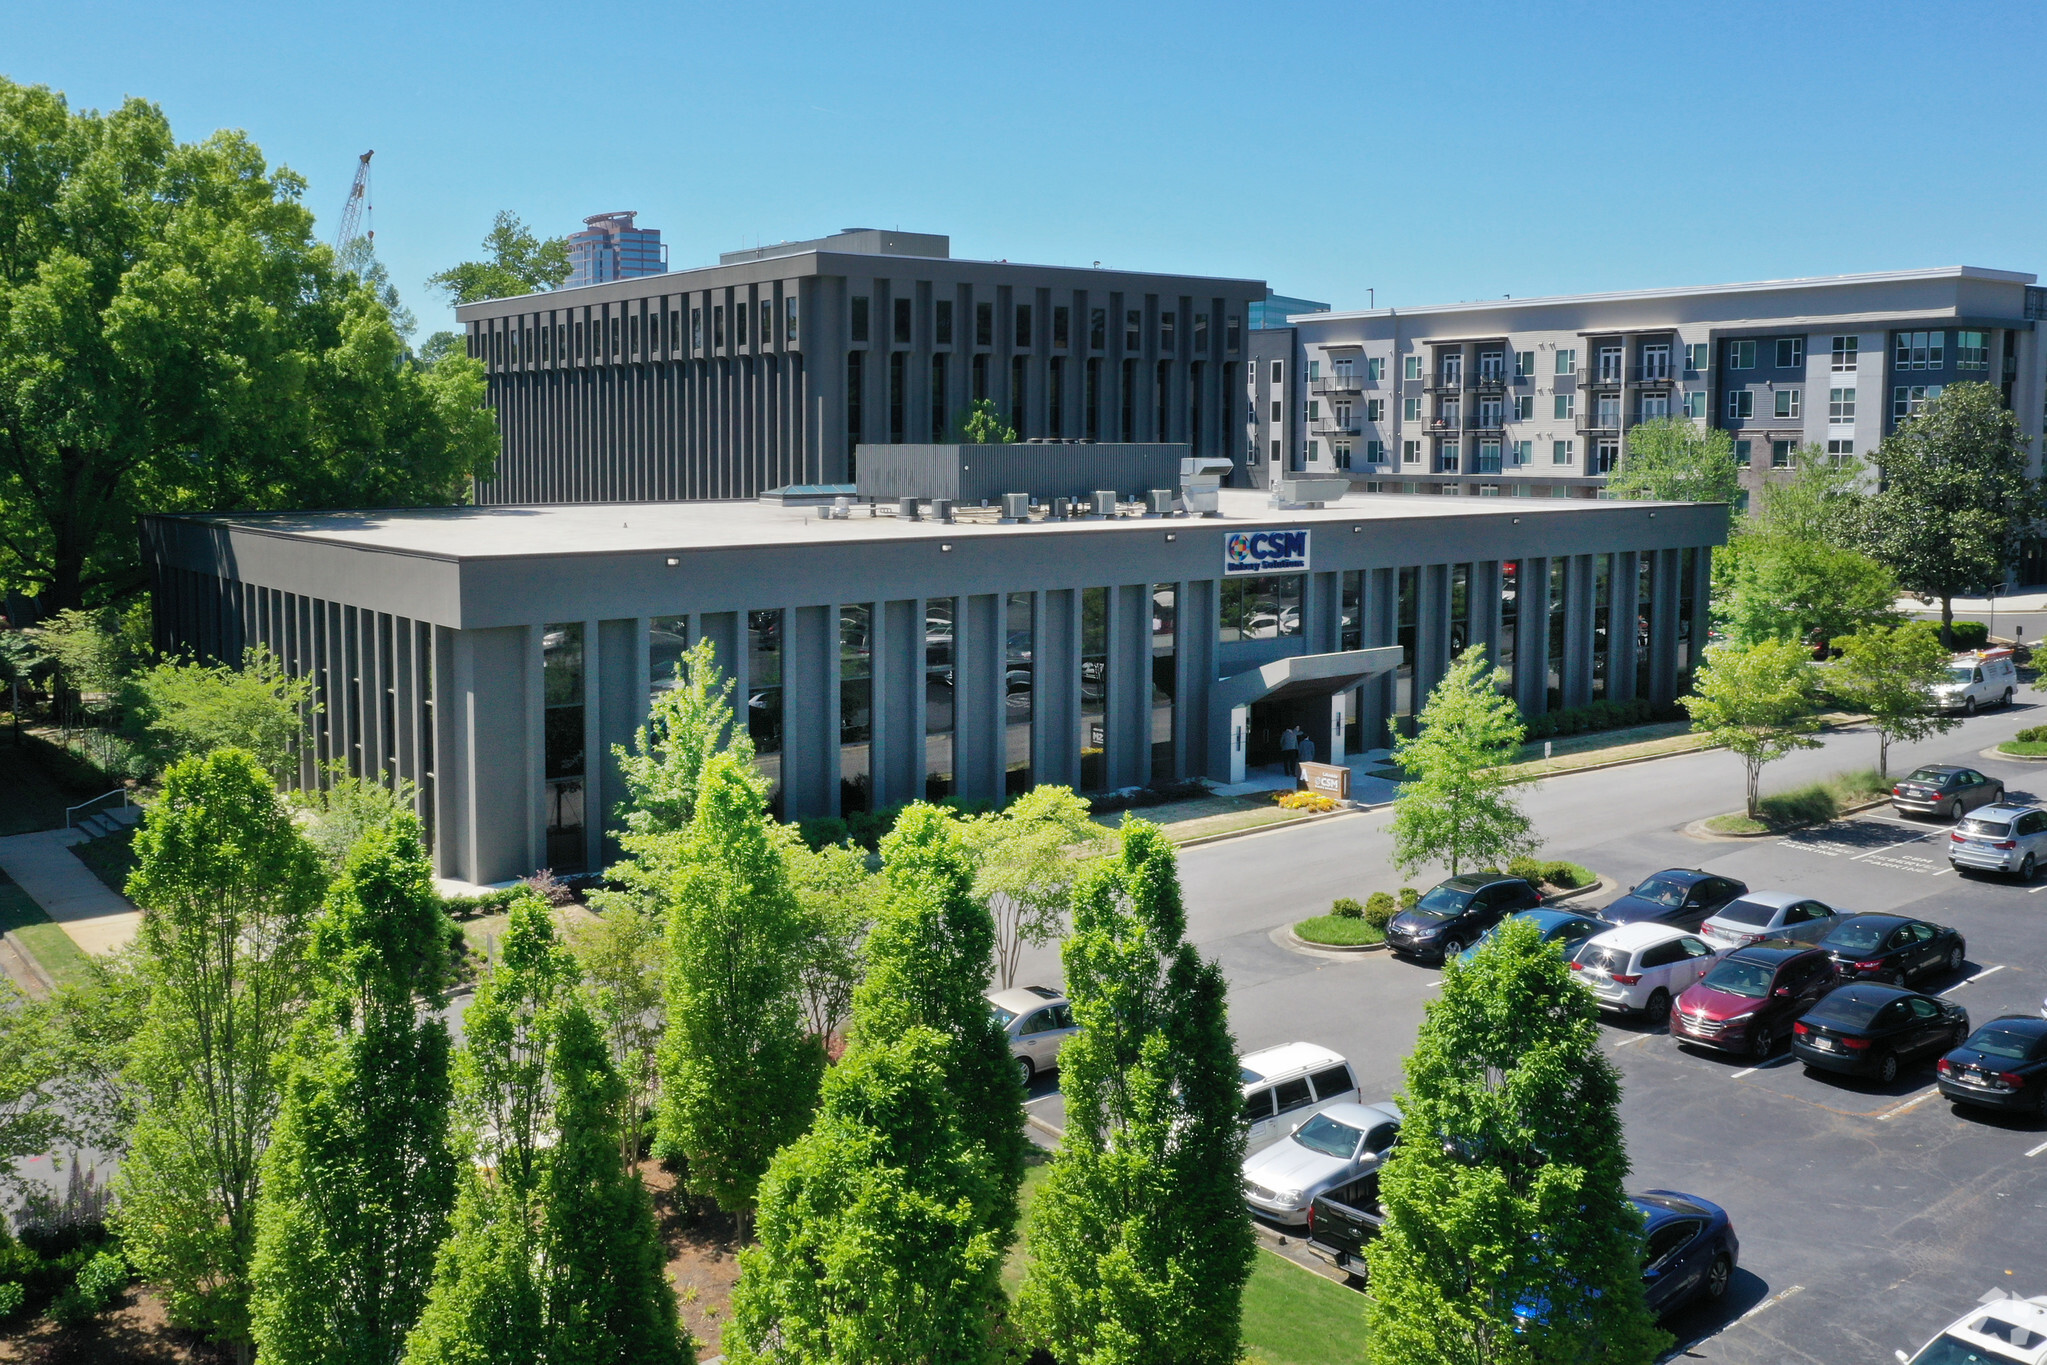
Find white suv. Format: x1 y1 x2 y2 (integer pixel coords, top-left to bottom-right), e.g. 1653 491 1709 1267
1898 1292 2047 1364
1570 923 1718 1023
1239 1042 1360 1156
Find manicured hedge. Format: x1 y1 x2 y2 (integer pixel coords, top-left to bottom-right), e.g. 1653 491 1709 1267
1521 697 1688 743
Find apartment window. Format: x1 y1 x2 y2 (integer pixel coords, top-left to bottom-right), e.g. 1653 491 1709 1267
1727 390 1754 420
1226 314 1240 351
1512 440 1532 465
935 299 954 346
1367 356 1385 381
1478 349 1505 382
691 308 702 349
1734 439 1751 467
1682 391 1708 419
1335 442 1351 468
976 302 994 347
1367 398 1385 422
1513 395 1534 420
1404 439 1421 463
1440 441 1460 472
1404 354 1423 381
1053 305 1070 349
894 297 912 345
1639 393 1669 422
786 296 799 343
1640 343 1671 380
1727 340 1756 370
1089 307 1106 350
1365 440 1386 463
1551 439 1572 465
1893 384 1943 419
1595 439 1619 474
1826 438 1854 460
1439 353 1463 386
850 297 868 344
714 305 726 349
1685 342 1710 371
1554 394 1575 420
1596 345 1623 383
1830 335 1858 370
1125 309 1141 350
1160 311 1176 353
1308 360 1321 381
1271 400 1283 422
1895 331 1943 370
1307 400 1320 421
1515 350 1536 379
1775 337 1804 369
1770 440 1794 468
1014 304 1033 349
1555 348 1576 375
1403 396 1422 422
1478 439 1502 473
1957 330 1989 370
1270 360 1284 385
1271 440 1282 462
1775 389 1801 419
1829 387 1856 422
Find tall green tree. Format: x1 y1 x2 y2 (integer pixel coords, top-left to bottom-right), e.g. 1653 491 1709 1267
248 813 457 1365
1830 621 1962 780
613 638 754 839
1749 444 1866 543
570 894 667 1164
654 752 822 1218
1680 640 1820 817
730 803 1024 1365
1606 417 1741 505
1366 916 1668 1365
0 80 498 611
113 748 327 1358
966 784 1108 990
1862 382 2044 646
125 644 318 778
1719 535 1899 648
1389 647 1537 878
1017 821 1253 1365
784 836 876 1045
426 210 572 305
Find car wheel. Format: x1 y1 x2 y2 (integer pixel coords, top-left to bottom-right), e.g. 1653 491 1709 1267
1749 1025 1774 1059
2022 854 2036 881
1016 1056 1035 1089
1645 989 1671 1025
2004 689 2015 708
1877 1051 1899 1085
1440 937 1466 959
1994 787 2007 805
1949 800 1966 824
1964 696 1977 717
1702 1254 1732 1303
1948 945 1965 973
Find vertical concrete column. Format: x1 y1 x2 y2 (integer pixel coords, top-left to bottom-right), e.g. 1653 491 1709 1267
1307 571 1338 654
1563 554 1594 710
1610 553 1640 705
783 604 835 820
955 593 1004 805
1518 556 1549 718
525 623 546 874
1179 578 1214 780
393 616 418 792
1109 583 1147 789
1035 588 1078 790
579 617 601 875
444 627 474 881
597 618 641 869
1472 561 1504 674
1646 548 1679 705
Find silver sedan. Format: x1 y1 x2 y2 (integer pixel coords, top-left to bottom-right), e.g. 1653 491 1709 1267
1242 1100 1402 1227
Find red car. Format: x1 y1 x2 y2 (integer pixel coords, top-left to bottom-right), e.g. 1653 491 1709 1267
1671 942 1838 1059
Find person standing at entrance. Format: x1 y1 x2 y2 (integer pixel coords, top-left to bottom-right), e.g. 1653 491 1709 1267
1280 725 1300 777
1298 732 1316 769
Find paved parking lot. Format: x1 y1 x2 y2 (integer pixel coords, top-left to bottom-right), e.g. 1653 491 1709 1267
1013 705 2047 1362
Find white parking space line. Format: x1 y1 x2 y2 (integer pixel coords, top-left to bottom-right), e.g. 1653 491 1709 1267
1733 1283 1805 1326
1945 964 2007 991
1612 1034 1653 1049
1659 1284 1806 1363
1851 831 1939 861
2028 882 2047 894
1876 1089 1940 1121
2026 1138 2047 1159
1731 1055 1795 1080
1931 868 1956 877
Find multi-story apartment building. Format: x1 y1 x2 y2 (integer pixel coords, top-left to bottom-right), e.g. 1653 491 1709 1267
1266 267 2047 504
457 228 1267 503
564 211 669 289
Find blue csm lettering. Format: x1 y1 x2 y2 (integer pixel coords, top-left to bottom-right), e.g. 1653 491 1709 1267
1222 528 1311 576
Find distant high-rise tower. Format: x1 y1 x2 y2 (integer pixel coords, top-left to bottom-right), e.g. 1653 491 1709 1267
565 211 669 288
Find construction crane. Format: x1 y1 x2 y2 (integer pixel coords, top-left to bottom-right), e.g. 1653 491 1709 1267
334 150 374 256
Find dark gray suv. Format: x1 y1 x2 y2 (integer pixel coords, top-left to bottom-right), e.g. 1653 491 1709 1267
1384 874 1544 962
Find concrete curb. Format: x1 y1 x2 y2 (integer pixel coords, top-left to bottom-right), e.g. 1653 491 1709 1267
1682 795 1892 841
1984 746 2047 763
1497 715 1869 787
1169 805 1371 850
2 932 56 996
1025 1111 1065 1142
1544 874 1613 905
1282 924 1388 954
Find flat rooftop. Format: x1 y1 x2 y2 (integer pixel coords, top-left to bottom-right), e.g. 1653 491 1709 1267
159 488 1717 562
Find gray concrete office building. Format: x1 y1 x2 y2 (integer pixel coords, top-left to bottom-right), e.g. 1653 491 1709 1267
457 228 1269 504
1258 266 2047 505
143 489 1724 885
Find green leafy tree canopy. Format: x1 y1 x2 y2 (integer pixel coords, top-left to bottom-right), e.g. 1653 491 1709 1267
965 784 1108 990
1389 646 1537 878
1680 639 1820 817
125 644 318 779
425 210 571 305
1719 535 1900 649
1829 620 1962 780
1607 417 1741 505
958 397 1018 444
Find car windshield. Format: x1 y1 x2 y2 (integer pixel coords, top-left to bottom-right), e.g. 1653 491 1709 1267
1960 817 2010 836
1713 898 1778 928
988 1003 1017 1027
1963 1027 2040 1062
1804 992 1887 1029
1411 885 1475 919
1292 1114 1363 1159
1824 920 1892 954
1910 1331 2035 1365
1575 945 1626 973
1702 958 1776 998
1903 767 1952 784
1628 875 1692 908
1945 665 1977 684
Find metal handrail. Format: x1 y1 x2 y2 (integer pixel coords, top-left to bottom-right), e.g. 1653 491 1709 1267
65 788 130 830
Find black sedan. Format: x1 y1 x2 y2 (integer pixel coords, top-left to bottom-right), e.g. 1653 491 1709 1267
1598 869 1748 931
1384 875 1544 962
1937 1015 2047 1116
1790 982 1970 1084
1816 914 1966 986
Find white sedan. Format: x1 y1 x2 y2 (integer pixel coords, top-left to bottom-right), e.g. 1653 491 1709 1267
1700 891 1841 952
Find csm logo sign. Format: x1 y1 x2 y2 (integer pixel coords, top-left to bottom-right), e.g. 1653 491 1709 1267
1223 528 1310 576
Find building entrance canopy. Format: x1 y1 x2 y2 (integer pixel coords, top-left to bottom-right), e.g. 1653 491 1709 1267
1215 647 1402 711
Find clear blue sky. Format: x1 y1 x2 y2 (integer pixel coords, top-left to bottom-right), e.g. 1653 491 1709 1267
11 1 2047 337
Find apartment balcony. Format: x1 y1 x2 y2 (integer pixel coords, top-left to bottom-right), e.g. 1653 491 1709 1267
1312 421 1362 438
1474 450 1505 474
1426 413 1466 432
1469 411 1506 431
1576 409 1624 434
1630 363 1676 386
1311 374 1365 394
1472 368 1509 390
1577 367 1627 388
1424 373 1467 393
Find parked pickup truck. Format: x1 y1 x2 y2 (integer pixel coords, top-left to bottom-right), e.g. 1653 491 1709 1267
1303 1174 1386 1283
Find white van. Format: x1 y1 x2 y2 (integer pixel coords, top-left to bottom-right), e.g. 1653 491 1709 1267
1933 648 2017 715
1240 1042 1360 1156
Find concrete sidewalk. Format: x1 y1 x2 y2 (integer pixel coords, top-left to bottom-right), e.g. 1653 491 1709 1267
0 830 140 955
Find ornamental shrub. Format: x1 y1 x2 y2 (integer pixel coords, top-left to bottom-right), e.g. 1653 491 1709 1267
1948 620 1989 650
1506 855 1545 883
50 1251 126 1326
1363 893 1396 930
2016 725 2047 743
1397 886 1419 910
1540 860 1583 890
1331 897 1364 920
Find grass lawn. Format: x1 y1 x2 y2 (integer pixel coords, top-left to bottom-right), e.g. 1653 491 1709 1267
1998 740 2047 756
0 873 94 989
1703 768 1889 836
1003 1149 1371 1362
1293 914 1385 946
